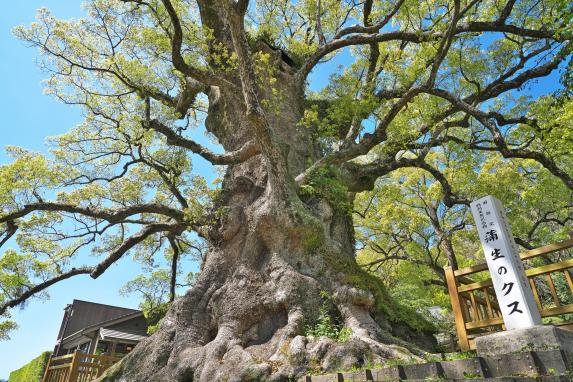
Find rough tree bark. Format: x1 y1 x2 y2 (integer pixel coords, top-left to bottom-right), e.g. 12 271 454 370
97 5 435 382
5 0 568 380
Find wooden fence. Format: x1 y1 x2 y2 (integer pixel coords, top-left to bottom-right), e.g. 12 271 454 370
42 351 120 382
445 236 573 351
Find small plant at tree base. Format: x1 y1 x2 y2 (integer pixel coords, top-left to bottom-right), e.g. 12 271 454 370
441 351 476 361
305 291 352 343
463 371 481 379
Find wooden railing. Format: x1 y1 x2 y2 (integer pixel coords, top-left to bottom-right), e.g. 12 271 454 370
445 236 573 351
42 351 120 382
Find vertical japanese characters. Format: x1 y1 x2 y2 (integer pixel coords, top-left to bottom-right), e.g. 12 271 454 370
471 196 541 329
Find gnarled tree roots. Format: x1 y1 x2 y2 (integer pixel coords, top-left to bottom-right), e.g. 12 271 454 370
99 249 434 382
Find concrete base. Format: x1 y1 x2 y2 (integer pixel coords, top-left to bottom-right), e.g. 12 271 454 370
475 325 573 357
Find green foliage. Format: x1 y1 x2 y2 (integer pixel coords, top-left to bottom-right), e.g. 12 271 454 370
1 2 214 334
298 166 352 213
120 269 196 334
8 351 51 382
304 291 352 342
143 301 170 334
0 319 17 341
440 351 476 361
1 0 572 353
353 145 573 338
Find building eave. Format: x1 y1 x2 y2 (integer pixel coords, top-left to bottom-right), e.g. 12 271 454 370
60 311 144 345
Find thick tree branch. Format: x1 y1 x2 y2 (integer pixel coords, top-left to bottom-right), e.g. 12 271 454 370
0 223 184 316
296 31 427 83
342 155 470 209
334 0 406 39
0 203 184 225
0 267 94 316
297 21 566 83
91 223 184 278
147 120 260 165
296 86 424 185
160 0 235 89
0 221 17 248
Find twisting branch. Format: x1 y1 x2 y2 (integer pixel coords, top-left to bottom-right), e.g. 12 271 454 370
146 120 260 165
341 153 471 209
296 86 424 185
428 88 573 191
297 20 565 84
0 223 184 316
334 0 406 39
296 31 426 83
498 0 517 24
91 223 185 278
0 202 184 225
159 0 235 89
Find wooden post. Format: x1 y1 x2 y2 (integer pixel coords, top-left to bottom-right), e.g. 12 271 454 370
529 278 542 310
67 350 80 382
444 266 471 351
110 341 117 357
564 270 573 294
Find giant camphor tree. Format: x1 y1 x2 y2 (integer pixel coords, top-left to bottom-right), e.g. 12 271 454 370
1 0 573 380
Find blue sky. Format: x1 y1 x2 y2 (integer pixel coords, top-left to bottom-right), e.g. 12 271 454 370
0 2 147 378
0 1 564 379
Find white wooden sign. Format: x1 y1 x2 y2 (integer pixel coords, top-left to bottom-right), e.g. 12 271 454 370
470 195 541 330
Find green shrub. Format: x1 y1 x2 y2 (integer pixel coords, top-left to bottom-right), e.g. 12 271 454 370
8 351 51 382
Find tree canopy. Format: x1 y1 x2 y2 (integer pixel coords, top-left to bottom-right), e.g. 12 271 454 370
0 0 572 350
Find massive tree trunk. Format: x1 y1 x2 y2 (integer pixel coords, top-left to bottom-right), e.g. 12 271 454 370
4 0 571 380
101 40 435 381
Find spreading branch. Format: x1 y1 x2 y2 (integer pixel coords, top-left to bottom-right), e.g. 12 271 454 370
147 120 260 165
